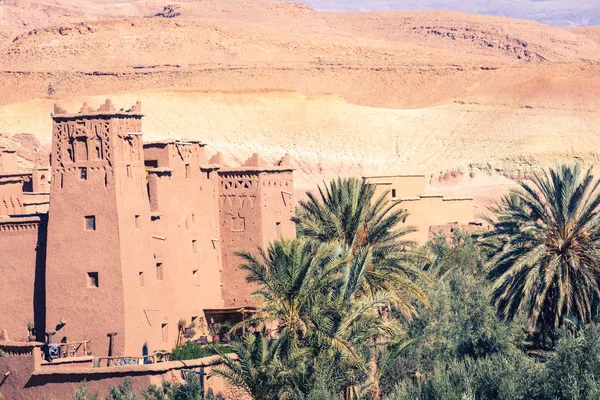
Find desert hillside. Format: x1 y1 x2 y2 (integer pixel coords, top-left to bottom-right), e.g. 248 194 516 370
0 0 599 206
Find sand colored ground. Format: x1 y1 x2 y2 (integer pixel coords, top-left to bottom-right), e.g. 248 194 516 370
0 0 598 207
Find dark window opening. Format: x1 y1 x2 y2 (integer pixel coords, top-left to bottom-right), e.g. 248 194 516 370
87 272 99 288
193 269 199 286
162 323 168 342
156 263 164 280
185 164 190 179
139 271 145 287
135 214 141 229
80 167 87 180
145 160 158 170
391 189 397 198
276 222 281 240
192 240 198 253
85 216 96 231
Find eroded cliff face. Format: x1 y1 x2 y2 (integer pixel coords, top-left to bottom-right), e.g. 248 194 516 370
0 0 598 207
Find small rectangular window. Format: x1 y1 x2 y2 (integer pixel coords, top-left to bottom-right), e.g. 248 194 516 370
192 269 199 286
126 165 132 177
156 263 163 280
162 323 168 342
185 164 190 179
192 239 198 253
80 167 87 180
87 272 99 288
135 215 140 229
206 171 211 179
139 271 145 287
85 216 96 231
145 160 158 169
392 189 397 198
276 222 281 240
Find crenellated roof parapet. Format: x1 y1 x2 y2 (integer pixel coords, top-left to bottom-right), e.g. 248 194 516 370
52 99 143 120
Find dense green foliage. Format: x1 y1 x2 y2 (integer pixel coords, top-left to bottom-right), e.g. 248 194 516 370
73 375 208 400
170 341 229 361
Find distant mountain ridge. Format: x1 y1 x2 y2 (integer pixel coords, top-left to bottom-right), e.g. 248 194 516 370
298 0 600 27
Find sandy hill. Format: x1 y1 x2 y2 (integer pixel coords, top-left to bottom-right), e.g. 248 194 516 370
0 0 599 206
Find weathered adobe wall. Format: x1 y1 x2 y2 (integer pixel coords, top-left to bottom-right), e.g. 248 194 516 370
397 196 474 244
0 216 47 342
365 175 426 200
363 175 474 245
219 164 295 307
428 221 489 241
32 166 51 193
0 148 18 174
143 141 224 349
112 122 164 359
23 192 50 214
258 171 295 249
0 176 26 215
219 169 264 307
0 343 249 400
0 342 43 400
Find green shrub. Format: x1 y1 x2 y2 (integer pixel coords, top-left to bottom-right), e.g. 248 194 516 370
105 378 137 400
170 341 227 361
72 380 98 400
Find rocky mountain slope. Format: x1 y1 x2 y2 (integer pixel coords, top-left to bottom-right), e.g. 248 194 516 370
0 0 598 205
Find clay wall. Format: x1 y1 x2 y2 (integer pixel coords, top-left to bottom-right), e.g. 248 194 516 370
32 166 50 193
396 196 474 244
258 171 295 248
0 342 42 400
0 148 18 174
365 175 426 200
0 216 47 342
218 169 263 306
0 343 248 400
218 154 295 307
23 192 50 214
115 136 163 360
0 175 26 215
143 140 224 348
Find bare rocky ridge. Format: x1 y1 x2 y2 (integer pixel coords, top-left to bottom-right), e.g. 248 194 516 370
0 0 598 206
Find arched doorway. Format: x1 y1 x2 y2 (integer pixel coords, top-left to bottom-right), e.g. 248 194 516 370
142 343 149 364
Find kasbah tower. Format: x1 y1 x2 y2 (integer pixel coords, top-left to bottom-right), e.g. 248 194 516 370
43 99 295 357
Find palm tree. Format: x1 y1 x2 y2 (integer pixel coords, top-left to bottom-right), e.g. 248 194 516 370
231 239 401 399
210 331 310 400
484 164 600 342
236 239 342 350
294 177 428 319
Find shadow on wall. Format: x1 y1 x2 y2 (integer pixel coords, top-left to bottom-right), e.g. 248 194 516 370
34 215 47 342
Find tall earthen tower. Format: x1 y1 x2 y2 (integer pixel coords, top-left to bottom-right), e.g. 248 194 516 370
45 100 160 357
218 153 295 306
